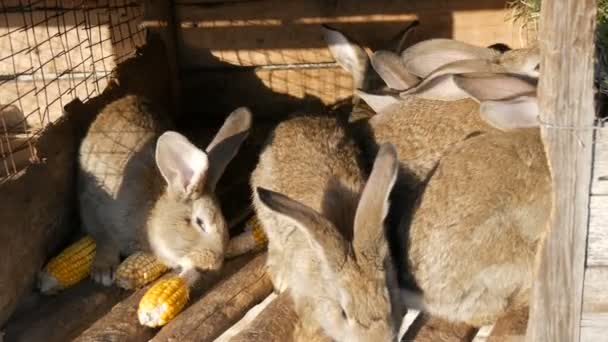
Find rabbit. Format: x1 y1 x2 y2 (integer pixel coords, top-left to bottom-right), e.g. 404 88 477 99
398 73 551 326
400 38 540 80
369 41 538 102
347 47 538 183
251 113 404 342
78 94 251 286
322 22 421 123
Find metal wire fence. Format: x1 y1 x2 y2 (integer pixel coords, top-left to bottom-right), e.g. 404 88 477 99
0 0 145 181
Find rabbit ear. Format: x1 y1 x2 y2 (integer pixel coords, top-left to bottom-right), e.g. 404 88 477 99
370 51 420 90
453 72 537 102
356 89 401 113
322 25 370 90
257 187 349 269
156 131 209 198
205 107 252 191
401 38 499 78
353 143 399 270
478 96 539 130
389 20 420 54
400 60 509 101
452 73 539 130
498 46 540 77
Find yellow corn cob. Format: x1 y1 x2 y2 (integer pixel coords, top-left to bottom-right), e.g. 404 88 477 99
38 236 96 294
225 215 268 258
138 275 189 327
115 252 169 290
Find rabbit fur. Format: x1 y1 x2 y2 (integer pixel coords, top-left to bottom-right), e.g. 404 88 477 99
78 94 251 285
327 30 550 327
400 76 550 325
251 114 404 342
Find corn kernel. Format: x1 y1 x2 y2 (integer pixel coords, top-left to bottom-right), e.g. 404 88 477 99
38 236 96 294
115 252 169 290
138 276 189 327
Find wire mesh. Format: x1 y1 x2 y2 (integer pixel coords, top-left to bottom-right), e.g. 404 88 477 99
0 0 145 181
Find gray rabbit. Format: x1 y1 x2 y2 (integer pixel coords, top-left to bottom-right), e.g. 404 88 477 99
77 93 251 286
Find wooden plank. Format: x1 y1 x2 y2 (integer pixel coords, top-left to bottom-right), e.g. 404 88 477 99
401 313 478 342
163 0 523 69
228 292 299 342
143 0 182 118
150 253 273 342
0 4 142 76
182 67 352 120
591 127 608 195
487 306 528 342
526 0 597 341
587 197 608 266
0 78 109 131
73 254 253 342
4 280 128 342
581 313 608 342
582 267 608 313
0 96 99 325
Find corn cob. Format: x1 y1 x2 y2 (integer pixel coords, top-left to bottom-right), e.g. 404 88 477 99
138 275 189 327
38 236 96 294
115 252 169 290
226 215 268 258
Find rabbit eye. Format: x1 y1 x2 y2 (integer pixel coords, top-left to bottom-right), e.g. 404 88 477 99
195 217 206 232
341 308 347 320
534 64 540 71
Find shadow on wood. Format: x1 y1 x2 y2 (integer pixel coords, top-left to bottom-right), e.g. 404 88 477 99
401 313 478 342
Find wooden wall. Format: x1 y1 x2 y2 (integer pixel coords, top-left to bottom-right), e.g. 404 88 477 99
582 126 608 341
142 0 528 120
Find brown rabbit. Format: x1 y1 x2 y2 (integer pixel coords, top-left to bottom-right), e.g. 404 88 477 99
251 114 404 341
399 74 550 326
355 51 537 187
78 95 251 286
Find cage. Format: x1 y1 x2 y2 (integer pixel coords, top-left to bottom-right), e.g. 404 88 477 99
0 0 606 341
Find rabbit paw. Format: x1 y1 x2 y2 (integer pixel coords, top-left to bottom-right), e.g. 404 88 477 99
186 250 223 271
91 252 120 286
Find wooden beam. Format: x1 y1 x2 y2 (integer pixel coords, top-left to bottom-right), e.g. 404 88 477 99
4 281 127 342
591 127 607 195
143 0 182 118
166 0 524 70
150 253 273 342
400 313 478 342
73 254 253 341
587 196 608 266
229 292 299 342
526 0 597 341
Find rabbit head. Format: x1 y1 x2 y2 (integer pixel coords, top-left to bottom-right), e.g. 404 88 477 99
148 108 252 272
256 144 403 342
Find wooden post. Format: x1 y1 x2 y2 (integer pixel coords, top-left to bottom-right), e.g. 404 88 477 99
143 0 182 118
526 0 597 341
